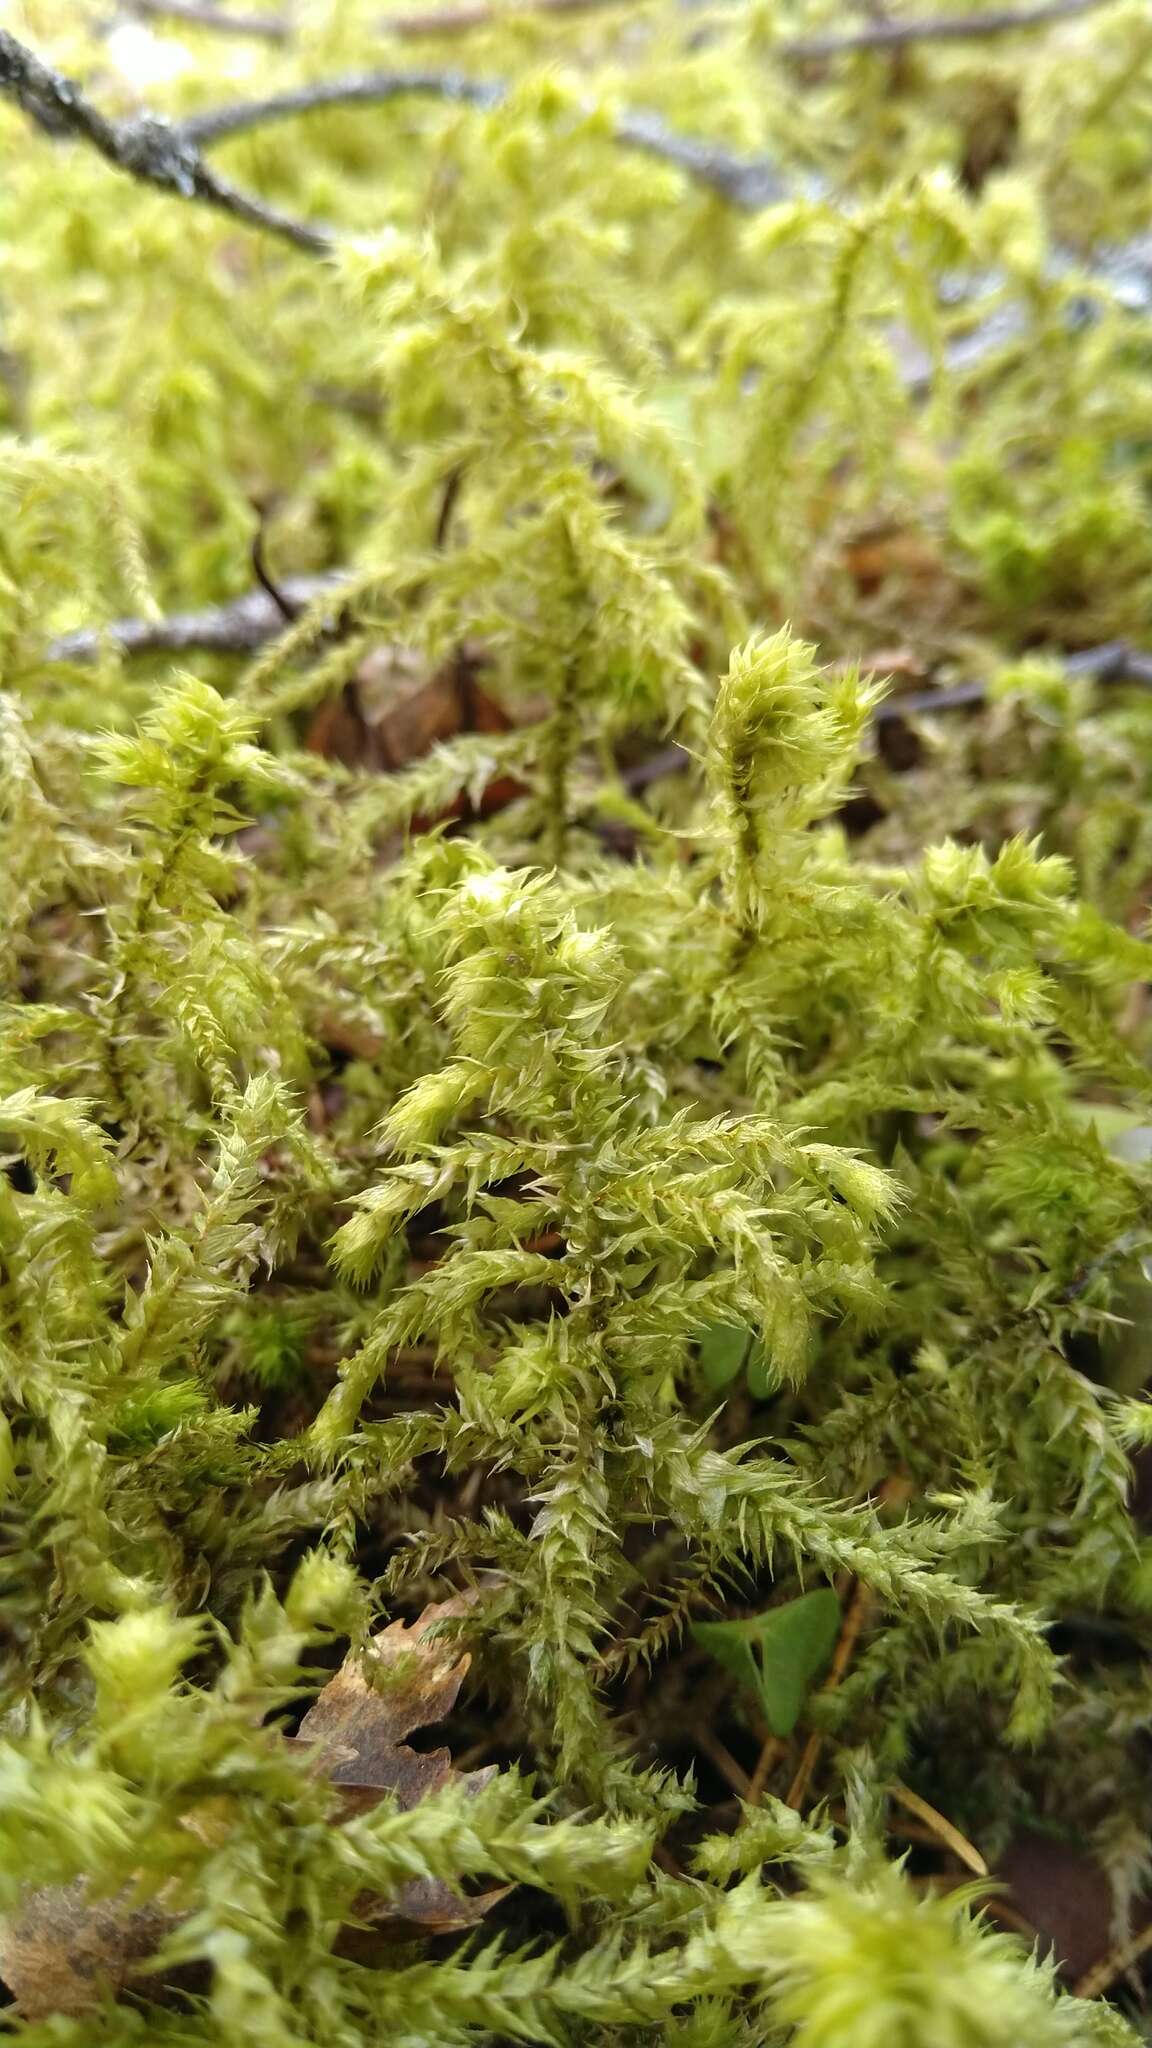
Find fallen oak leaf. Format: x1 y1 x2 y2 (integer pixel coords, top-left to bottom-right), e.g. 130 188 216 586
306 644 530 834
0 1601 508 2016
289 1595 511 1932
0 1881 178 2020
290 1596 490 1808
306 644 512 775
842 523 947 599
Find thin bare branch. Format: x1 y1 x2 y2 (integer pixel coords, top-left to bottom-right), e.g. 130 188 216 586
1073 1917 1152 2000
44 563 1152 747
0 28 331 254
612 106 787 208
182 66 503 145
182 68 787 206
0 3 1120 262
382 0 639 36
871 639 1152 722
44 574 347 665
379 0 1109 47
889 1781 987 1877
130 0 293 39
782 0 1111 63
621 641 1152 788
5 19 776 232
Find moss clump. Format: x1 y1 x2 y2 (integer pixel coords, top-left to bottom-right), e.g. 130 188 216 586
3 3 1152 2043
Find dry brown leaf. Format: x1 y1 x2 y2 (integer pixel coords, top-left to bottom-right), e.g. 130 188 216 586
291 1596 486 1808
304 644 529 838
306 645 512 775
0 1602 507 2017
290 1596 508 1931
997 1830 1120 1981
0 1881 176 2020
843 525 945 598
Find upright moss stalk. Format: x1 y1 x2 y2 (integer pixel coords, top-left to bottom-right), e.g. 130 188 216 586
4 2 1152 2041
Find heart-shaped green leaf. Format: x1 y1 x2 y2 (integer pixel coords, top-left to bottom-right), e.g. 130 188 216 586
697 1322 752 1389
696 1321 771 1395
692 1588 841 1737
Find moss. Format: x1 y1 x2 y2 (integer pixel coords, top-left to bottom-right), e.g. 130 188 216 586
3 3 1152 2042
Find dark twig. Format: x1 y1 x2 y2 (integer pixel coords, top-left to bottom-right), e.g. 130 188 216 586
44 558 1152 747
250 517 301 623
44 573 347 664
434 466 466 552
181 67 503 144
695 1726 752 1801
0 28 331 254
383 0 654 35
618 641 1152 790
871 639 1152 722
380 0 1108 46
781 0 1110 62
0 0 1124 257
310 382 385 420
612 107 788 208
1058 1226 1151 1304
0 345 29 434
130 0 293 39
9 32 775 226
182 67 788 207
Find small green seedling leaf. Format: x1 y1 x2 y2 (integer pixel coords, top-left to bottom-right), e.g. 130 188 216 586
746 1345 774 1401
697 1322 752 1389
693 1588 842 1736
696 1321 771 1395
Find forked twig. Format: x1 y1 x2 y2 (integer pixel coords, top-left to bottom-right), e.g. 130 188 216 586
0 28 788 237
0 0 1124 259
0 28 331 253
